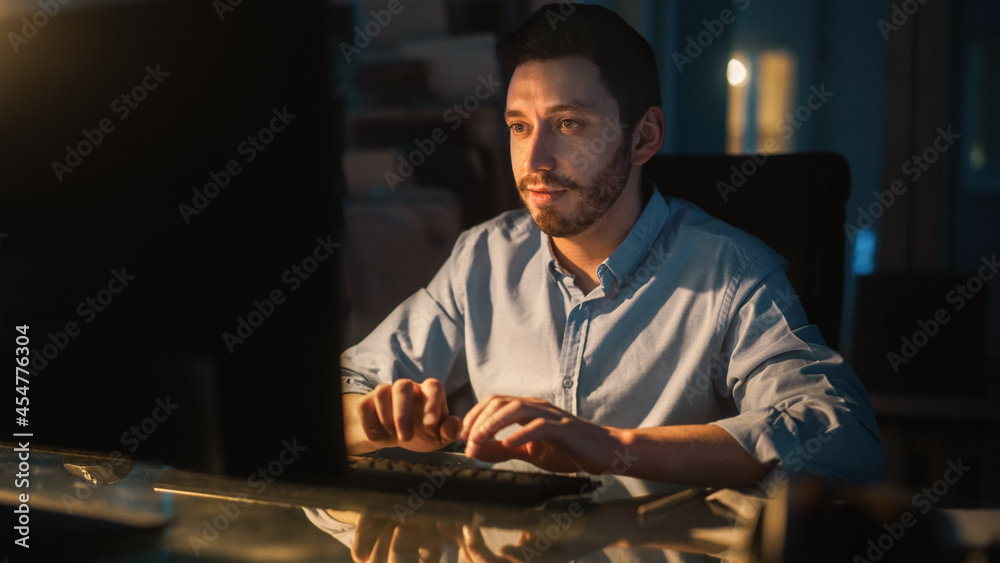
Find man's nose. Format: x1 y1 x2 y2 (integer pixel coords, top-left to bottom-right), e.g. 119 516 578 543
522 128 556 174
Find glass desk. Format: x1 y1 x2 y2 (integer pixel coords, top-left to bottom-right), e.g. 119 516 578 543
2 444 995 562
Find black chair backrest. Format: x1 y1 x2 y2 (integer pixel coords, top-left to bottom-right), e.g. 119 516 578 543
642 152 851 349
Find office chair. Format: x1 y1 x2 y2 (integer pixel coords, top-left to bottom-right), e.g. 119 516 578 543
642 152 850 349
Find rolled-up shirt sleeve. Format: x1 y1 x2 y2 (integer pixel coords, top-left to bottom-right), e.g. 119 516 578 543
340 233 469 396
709 266 886 486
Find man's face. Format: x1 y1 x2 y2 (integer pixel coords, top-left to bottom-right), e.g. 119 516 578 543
505 56 633 238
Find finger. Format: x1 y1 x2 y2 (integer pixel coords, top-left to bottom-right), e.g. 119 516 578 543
352 515 390 563
460 525 489 563
437 520 463 544
371 385 399 443
469 399 531 446
458 539 474 563
502 416 565 448
419 544 440 563
388 525 423 563
463 399 513 457
460 394 500 441
465 439 527 464
371 522 396 563
417 525 442 563
500 544 530 562
408 390 428 443
503 419 597 474
420 378 446 427
392 380 416 442
461 525 511 563
359 396 391 444
439 415 462 443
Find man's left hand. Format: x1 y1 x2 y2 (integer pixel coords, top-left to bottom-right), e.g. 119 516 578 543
459 395 626 475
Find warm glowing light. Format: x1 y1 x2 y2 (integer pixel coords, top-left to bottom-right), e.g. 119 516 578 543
970 144 986 171
727 58 748 86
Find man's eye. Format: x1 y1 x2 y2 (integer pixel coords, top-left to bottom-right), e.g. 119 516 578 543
558 119 582 131
509 123 526 134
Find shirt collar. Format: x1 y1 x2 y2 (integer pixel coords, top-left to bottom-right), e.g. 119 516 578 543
598 181 669 288
544 237 570 282
543 181 671 287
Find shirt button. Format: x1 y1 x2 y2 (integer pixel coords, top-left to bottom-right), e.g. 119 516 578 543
562 379 573 389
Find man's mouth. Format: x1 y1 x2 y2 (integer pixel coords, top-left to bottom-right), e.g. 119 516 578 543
525 186 566 205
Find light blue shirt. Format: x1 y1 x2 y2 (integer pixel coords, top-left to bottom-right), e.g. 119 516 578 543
341 185 885 485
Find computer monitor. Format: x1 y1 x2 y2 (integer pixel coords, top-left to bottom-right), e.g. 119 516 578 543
0 0 347 479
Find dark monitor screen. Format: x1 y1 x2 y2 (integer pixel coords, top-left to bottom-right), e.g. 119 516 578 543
0 0 347 479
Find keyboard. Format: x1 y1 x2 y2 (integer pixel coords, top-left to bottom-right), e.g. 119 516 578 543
345 455 597 505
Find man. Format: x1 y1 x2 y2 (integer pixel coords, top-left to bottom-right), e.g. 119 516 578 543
341 4 885 488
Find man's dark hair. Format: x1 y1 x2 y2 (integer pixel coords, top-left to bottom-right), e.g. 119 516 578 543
496 3 661 136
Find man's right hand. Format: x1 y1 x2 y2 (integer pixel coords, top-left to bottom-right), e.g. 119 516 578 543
343 378 461 455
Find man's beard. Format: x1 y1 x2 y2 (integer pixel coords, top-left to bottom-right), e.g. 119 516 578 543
517 140 633 238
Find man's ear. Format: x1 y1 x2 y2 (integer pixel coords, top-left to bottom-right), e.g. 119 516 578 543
630 106 665 167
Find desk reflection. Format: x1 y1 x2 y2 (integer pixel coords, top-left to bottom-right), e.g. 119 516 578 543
2 445 739 562
304 489 731 563
5 445 976 562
